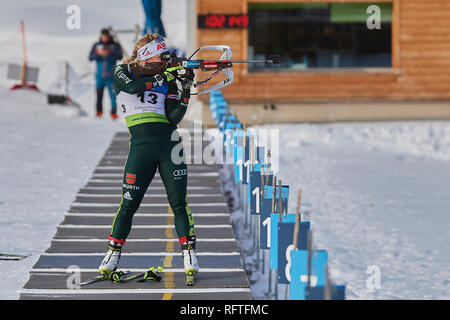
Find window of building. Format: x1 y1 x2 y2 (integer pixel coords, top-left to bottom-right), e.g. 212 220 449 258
248 2 393 72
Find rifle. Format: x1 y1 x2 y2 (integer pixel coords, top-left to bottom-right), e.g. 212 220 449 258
161 45 280 95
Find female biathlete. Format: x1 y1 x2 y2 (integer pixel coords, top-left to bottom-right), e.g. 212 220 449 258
98 34 198 278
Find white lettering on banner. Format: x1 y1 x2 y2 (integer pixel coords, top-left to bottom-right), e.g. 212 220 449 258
244 160 251 183
251 187 260 213
262 217 271 248
236 159 243 180
285 244 294 282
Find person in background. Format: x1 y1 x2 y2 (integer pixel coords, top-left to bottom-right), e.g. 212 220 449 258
89 29 123 119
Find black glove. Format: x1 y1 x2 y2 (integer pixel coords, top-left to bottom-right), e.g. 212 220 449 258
179 68 195 90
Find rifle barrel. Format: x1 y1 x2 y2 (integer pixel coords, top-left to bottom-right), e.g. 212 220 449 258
229 60 274 64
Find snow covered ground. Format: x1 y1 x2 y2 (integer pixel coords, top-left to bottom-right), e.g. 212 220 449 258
226 122 450 300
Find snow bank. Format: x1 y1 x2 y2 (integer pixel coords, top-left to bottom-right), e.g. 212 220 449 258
269 122 450 162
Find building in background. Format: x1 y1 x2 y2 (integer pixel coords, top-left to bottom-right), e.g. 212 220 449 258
187 0 450 124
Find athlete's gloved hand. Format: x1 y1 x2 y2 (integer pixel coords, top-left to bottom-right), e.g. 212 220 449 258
163 66 185 82
179 68 195 90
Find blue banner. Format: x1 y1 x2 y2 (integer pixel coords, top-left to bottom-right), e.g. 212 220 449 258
269 213 307 269
263 185 289 214
277 221 310 283
259 174 274 249
305 285 346 300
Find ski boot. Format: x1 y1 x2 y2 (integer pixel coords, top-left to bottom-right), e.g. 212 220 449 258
99 239 122 275
182 239 199 286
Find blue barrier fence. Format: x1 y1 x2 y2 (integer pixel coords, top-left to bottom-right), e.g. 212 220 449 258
208 90 346 300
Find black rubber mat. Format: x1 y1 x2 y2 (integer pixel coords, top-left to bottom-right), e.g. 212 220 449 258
20 131 250 300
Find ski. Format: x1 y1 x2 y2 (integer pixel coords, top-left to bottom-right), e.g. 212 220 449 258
186 270 196 286
0 253 29 261
80 273 110 286
80 270 130 286
120 266 163 283
80 267 163 285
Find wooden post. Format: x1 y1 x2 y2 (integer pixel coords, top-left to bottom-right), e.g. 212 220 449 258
243 125 248 232
64 61 69 98
267 155 274 300
267 170 273 298
274 178 282 301
243 122 247 185
250 130 254 172
307 230 313 288
20 63 27 86
20 21 27 85
250 139 253 171
324 264 332 300
10 20 38 91
293 189 302 249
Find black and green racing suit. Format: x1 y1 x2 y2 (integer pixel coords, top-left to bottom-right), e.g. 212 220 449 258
108 64 195 248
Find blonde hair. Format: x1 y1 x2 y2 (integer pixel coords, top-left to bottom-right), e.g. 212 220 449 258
123 33 162 64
